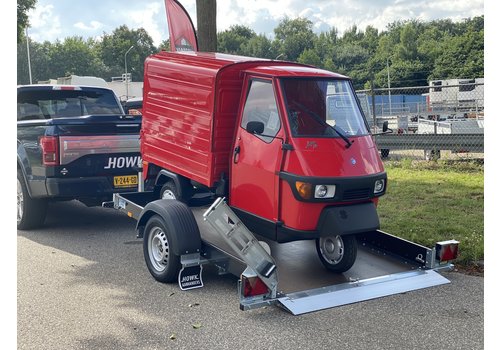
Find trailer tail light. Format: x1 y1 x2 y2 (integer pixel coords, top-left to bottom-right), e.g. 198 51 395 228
435 240 459 262
40 136 59 166
241 275 269 297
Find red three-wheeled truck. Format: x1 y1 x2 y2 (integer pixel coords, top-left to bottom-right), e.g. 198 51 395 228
106 0 459 314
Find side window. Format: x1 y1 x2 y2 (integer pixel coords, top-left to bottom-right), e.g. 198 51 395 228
17 103 45 121
241 79 281 143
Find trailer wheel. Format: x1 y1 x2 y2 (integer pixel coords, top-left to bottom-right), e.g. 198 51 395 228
316 234 357 273
143 215 181 283
17 169 47 230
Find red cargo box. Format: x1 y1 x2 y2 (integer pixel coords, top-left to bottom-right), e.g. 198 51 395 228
141 51 302 188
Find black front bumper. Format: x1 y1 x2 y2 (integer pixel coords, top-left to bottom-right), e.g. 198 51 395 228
276 201 380 243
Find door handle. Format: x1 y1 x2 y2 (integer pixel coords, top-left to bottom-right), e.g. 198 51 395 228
233 146 240 164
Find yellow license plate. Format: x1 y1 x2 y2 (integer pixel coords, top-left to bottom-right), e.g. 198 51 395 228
113 175 138 188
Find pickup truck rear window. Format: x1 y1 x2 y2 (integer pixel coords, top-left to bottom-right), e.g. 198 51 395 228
17 88 123 121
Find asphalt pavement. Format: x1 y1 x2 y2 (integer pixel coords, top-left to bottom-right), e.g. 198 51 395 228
17 200 485 350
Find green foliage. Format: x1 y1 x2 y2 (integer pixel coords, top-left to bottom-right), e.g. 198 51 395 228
379 160 484 266
218 25 256 55
17 0 37 43
18 25 157 84
17 12 484 88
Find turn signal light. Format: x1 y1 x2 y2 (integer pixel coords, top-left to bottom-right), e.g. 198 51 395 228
295 181 313 199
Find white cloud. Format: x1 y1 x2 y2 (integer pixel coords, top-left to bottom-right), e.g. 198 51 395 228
74 21 104 32
125 2 163 45
27 4 62 42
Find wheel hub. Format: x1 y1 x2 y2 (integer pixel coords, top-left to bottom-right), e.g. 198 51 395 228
17 178 24 224
149 227 169 271
162 190 176 200
319 235 344 265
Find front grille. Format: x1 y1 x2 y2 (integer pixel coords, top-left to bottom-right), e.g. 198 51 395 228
342 188 371 201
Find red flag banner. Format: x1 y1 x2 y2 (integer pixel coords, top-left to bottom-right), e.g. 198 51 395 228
164 0 198 52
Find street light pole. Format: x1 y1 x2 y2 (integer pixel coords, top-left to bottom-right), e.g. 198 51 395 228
26 27 33 84
124 45 134 100
387 58 392 116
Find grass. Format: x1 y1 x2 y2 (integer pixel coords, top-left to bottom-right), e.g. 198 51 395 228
377 159 484 269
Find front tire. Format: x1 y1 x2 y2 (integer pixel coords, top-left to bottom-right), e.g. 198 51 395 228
17 169 47 230
143 215 181 283
316 234 357 273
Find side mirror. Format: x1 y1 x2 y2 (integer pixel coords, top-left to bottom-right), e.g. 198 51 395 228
382 121 389 132
246 121 265 135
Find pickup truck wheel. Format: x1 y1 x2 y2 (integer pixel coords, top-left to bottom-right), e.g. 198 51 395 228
17 169 47 230
316 234 357 273
143 215 181 283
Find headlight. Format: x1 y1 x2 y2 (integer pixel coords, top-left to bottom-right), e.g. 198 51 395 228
374 179 385 194
295 182 336 199
314 184 336 198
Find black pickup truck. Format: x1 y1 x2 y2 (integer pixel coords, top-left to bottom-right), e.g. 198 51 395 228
17 84 142 229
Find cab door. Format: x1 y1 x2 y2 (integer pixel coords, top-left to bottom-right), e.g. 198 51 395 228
229 77 285 234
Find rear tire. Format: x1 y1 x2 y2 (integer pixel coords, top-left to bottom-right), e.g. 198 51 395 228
143 215 181 283
17 169 47 230
316 234 357 273
160 180 192 203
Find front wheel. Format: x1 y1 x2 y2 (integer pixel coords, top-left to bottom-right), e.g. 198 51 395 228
316 234 357 273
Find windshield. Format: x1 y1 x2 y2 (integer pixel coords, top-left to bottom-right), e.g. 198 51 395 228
281 78 368 138
17 88 123 121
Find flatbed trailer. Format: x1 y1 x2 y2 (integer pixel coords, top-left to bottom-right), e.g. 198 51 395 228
107 191 458 315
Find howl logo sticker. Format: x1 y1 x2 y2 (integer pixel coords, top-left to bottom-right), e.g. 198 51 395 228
104 156 142 169
178 265 204 290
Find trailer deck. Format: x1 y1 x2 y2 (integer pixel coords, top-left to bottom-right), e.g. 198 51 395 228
110 192 455 315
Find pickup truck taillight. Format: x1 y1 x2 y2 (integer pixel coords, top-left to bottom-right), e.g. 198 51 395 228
40 136 59 166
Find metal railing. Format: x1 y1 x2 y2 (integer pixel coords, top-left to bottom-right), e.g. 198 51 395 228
357 82 484 160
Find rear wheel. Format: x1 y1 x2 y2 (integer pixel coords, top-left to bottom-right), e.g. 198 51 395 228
316 234 357 273
17 169 47 230
159 180 192 203
143 215 181 283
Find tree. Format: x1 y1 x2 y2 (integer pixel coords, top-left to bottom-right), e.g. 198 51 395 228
99 25 156 81
17 0 37 43
273 17 315 61
242 34 273 58
196 0 217 51
218 25 256 54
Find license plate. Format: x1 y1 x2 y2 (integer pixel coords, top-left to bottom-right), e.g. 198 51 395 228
113 175 138 188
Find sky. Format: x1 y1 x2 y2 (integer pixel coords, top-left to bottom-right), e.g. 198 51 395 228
26 0 486 46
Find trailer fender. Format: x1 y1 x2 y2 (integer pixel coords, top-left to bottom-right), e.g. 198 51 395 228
317 202 380 236
136 199 201 255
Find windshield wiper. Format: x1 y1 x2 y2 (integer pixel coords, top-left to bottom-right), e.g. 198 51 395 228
291 101 353 148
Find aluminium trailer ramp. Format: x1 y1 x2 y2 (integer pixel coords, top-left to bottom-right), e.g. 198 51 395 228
200 197 453 315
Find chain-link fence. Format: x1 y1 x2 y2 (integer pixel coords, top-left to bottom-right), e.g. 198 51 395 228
357 78 484 161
